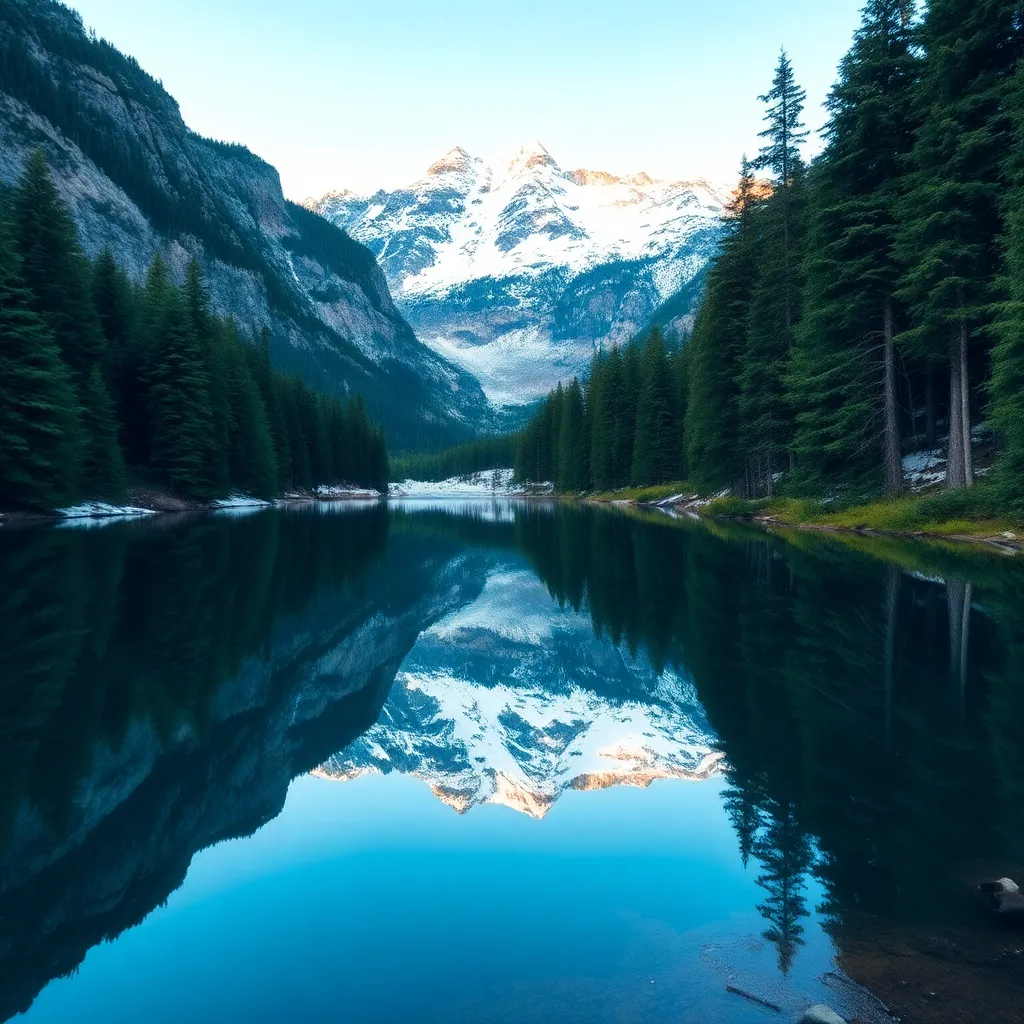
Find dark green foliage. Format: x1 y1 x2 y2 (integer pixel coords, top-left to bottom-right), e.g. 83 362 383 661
686 163 760 491
391 434 517 483
147 285 216 498
992 93 1024 510
80 365 125 501
632 329 679 485
0 150 389 509
897 0 1020 359
515 331 687 491
654 3 1024 502
13 150 105 382
557 378 588 492
896 0 1022 488
222 330 278 499
0 205 83 510
790 1 917 497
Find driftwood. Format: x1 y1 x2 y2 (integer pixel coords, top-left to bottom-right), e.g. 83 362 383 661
726 984 782 1012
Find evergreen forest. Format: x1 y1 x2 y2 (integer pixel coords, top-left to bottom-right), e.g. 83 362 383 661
515 0 1024 514
0 151 388 512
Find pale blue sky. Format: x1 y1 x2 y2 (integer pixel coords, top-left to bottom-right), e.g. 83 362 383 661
64 0 866 200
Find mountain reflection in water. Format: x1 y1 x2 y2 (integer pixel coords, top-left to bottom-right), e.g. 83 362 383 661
2 500 1023 1023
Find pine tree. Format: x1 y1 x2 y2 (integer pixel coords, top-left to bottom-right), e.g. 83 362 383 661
185 260 230 495
557 378 588 492
223 328 278 499
991 65 1024 514
740 53 810 494
282 376 312 490
632 329 678 485
13 150 104 381
80 364 126 500
0 206 83 510
896 0 1023 488
92 247 135 386
686 160 762 491
790 0 919 496
253 327 291 489
615 346 642 488
755 50 809 334
587 351 615 492
740 170 808 495
148 281 216 498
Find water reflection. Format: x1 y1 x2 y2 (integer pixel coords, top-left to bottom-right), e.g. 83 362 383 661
2 501 1022 1022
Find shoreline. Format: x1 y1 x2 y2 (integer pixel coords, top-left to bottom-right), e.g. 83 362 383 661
578 491 1023 555
0 490 384 527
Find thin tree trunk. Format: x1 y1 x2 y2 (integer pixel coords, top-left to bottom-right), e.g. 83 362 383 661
946 330 966 488
947 578 972 713
960 583 973 714
883 564 901 750
959 320 973 487
882 299 903 496
925 367 936 447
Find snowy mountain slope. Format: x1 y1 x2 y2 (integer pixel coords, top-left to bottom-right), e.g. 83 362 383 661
317 565 723 817
312 144 729 412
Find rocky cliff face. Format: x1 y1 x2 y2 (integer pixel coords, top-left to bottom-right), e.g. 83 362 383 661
313 143 728 417
0 0 491 445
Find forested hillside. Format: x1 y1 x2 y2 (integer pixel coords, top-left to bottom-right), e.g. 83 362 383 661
515 0 1024 513
0 151 387 512
0 0 491 448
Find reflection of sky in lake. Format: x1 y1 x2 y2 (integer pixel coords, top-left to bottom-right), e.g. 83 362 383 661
25 773 846 1024
21 551 890 1024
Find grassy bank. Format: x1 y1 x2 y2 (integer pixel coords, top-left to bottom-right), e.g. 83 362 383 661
702 486 1021 543
580 478 1022 549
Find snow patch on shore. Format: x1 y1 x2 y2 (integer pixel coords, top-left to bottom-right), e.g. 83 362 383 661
60 502 158 521
390 468 526 497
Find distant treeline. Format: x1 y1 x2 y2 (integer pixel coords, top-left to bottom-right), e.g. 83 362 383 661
514 331 686 491
391 434 517 482
0 151 388 512
514 1 1024 510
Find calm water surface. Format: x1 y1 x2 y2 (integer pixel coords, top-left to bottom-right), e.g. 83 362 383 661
2 501 1022 1023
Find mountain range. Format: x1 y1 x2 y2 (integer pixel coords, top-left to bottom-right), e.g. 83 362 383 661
0 1 728 444
312 143 729 416
318 563 723 818
0 0 491 448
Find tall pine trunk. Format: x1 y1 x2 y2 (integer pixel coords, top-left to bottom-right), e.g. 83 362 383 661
925 368 936 447
946 327 967 488
958 320 973 487
882 299 903 496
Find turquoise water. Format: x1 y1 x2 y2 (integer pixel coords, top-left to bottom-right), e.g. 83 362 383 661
3 501 1022 1022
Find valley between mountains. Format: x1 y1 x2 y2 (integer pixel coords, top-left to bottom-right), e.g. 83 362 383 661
312 143 727 417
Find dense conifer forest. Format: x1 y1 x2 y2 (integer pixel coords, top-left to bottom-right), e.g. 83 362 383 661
514 1 1024 513
0 151 388 512
391 434 518 483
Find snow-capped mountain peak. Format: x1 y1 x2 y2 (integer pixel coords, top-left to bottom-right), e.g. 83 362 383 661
311 144 728 412
427 145 475 176
316 566 725 819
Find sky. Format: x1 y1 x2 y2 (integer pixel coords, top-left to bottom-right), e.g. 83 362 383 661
63 0 867 201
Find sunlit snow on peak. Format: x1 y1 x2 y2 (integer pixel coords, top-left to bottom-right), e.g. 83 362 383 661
316 565 723 818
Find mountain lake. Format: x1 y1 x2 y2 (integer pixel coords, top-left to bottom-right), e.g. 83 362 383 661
2 499 1022 1024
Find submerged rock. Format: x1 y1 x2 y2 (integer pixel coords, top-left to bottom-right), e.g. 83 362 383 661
979 877 1020 895
798 1007 847 1024
979 877 1024 920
